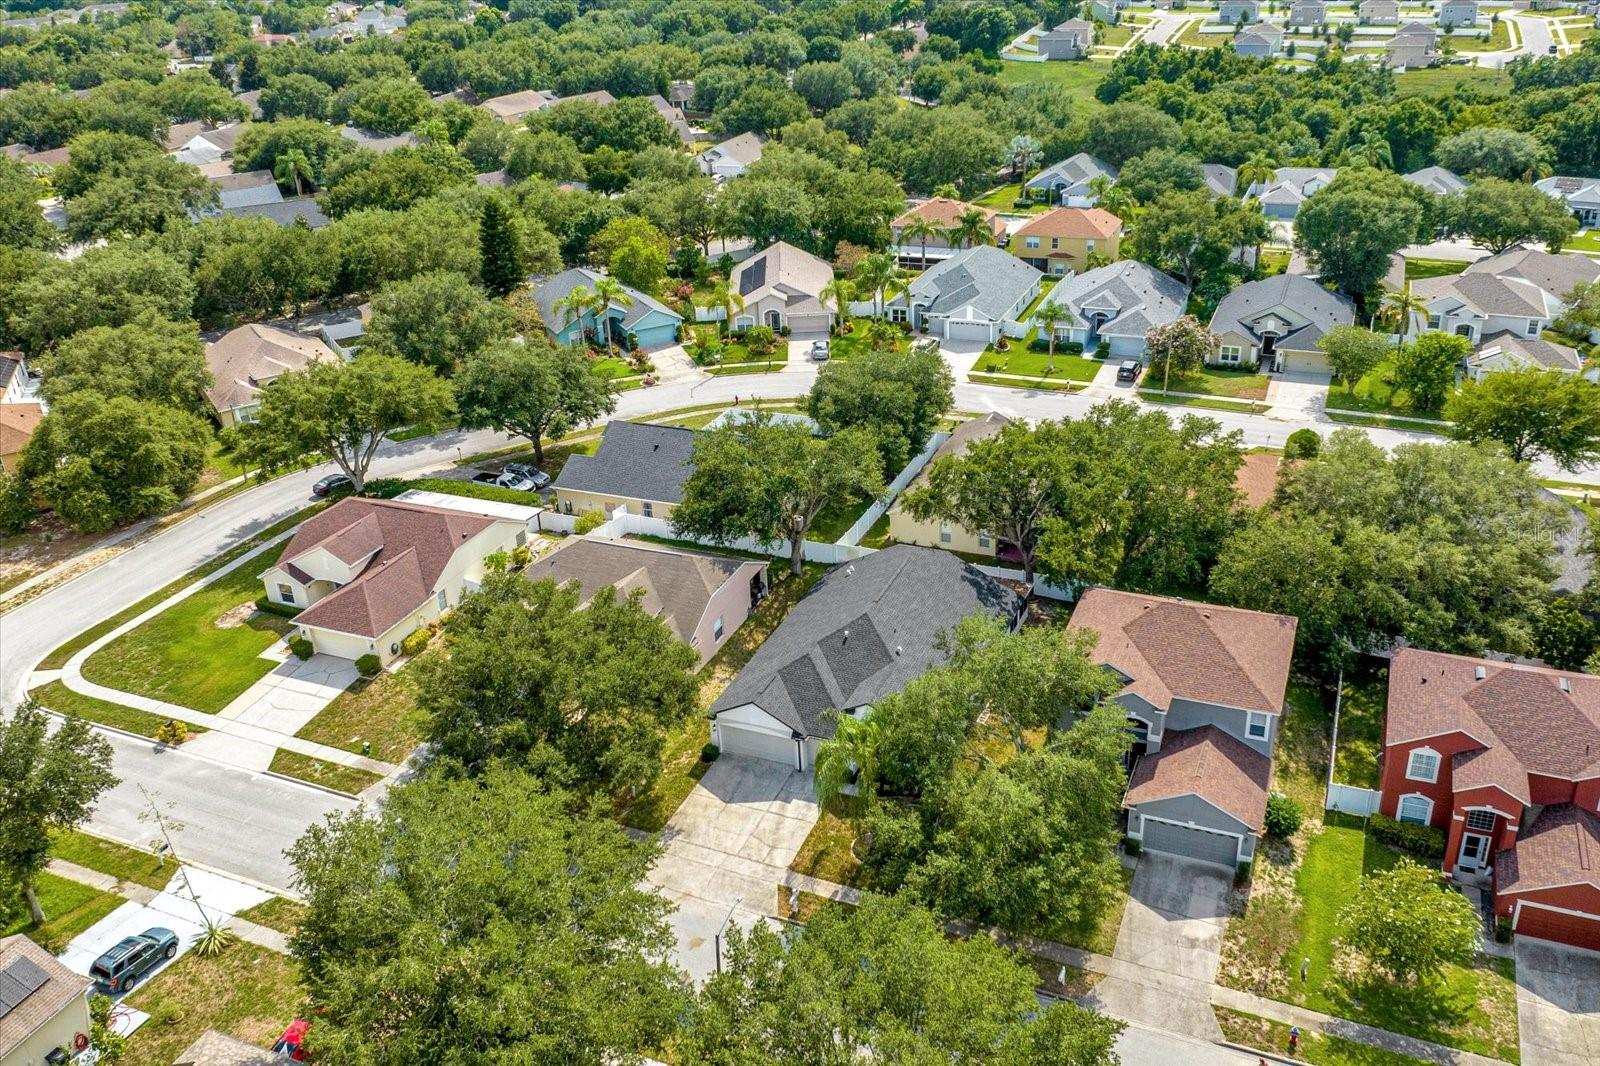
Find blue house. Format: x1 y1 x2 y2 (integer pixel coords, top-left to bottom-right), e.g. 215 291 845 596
533 268 684 350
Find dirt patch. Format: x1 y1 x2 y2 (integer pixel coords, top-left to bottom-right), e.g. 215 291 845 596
0 516 107 597
1217 825 1315 998
214 602 259 629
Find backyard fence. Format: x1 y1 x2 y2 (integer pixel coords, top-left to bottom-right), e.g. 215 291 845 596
1325 783 1383 817
586 507 875 565
836 432 948 547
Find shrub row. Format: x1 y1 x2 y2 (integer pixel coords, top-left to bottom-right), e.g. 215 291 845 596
1369 812 1447 860
254 596 302 619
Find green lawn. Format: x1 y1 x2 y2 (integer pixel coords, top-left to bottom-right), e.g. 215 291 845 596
1404 257 1468 281
1057 862 1134 956
1393 65 1511 98
30 679 210 742
1565 230 1600 255
1330 666 1387 790
268 750 383 795
1017 276 1062 321
970 373 1081 392
237 896 308 937
790 795 869 887
1259 248 1292 276
690 325 785 371
995 58 1110 108
831 317 909 360
82 544 297 713
1138 391 1260 412
2 871 125 953
1443 19 1510 50
972 341 1103 382
123 941 304 1066
1096 20 1138 45
1217 1007 1439 1066
858 510 891 550
1151 366 1270 400
294 655 428 764
1326 360 1447 419
1176 19 1231 47
973 183 1050 212
50 830 176 892
1325 410 1450 434
809 494 872 544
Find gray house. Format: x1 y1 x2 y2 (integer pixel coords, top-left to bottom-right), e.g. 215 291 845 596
1438 0 1478 26
1233 22 1284 55
1403 166 1467 196
1207 273 1357 376
1024 153 1119 207
1386 21 1440 67
1217 0 1262 22
1038 18 1095 58
1536 175 1600 228
887 245 1042 344
1044 261 1189 358
1359 0 1401 22
1067 588 1298 869
709 545 1024 772
1286 0 1327 26
1202 163 1239 197
1245 166 1338 218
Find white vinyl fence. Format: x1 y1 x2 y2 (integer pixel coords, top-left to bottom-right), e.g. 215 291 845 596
538 511 578 534
587 506 875 565
836 432 948 547
1325 783 1382 817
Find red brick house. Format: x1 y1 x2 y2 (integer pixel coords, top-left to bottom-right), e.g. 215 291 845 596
1381 648 1600 950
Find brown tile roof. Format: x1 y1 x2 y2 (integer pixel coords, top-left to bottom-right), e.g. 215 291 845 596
1067 589 1298 714
1497 804 1600 895
1014 206 1124 242
0 934 90 1060
1385 648 1600 784
1125 724 1272 828
1233 452 1281 509
204 324 337 415
284 498 498 638
0 403 44 459
892 197 1001 233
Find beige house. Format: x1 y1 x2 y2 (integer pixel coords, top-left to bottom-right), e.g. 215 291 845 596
551 420 696 521
888 413 1010 556
261 497 531 664
478 89 556 124
889 197 1005 268
723 242 836 334
0 934 92 1066
0 403 43 474
1207 273 1356 376
203 324 339 428
523 537 768 666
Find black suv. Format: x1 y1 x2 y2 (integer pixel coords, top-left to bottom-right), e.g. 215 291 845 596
90 927 178 994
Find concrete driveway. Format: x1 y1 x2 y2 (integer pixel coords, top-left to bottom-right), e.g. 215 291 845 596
647 755 818 982
1515 938 1600 1066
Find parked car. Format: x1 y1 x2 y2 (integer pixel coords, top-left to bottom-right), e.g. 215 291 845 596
472 471 538 492
311 473 353 497
1116 360 1141 382
809 339 830 361
502 463 551 489
90 928 178 994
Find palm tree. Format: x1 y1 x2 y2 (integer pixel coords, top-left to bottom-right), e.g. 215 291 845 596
898 215 943 270
1007 133 1044 184
1035 300 1067 374
948 207 997 250
1358 129 1393 170
1086 173 1115 207
553 284 597 344
1237 151 1276 198
273 149 314 196
591 275 632 350
1380 286 1429 335
1098 185 1138 223
820 276 855 336
814 713 884 810
700 281 745 338
854 252 901 320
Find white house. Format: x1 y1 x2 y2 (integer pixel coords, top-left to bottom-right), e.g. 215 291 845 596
1536 175 1600 229
1408 272 1556 345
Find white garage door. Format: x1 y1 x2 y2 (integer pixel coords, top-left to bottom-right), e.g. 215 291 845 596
787 313 831 335
1141 819 1240 868
716 723 797 766
946 319 993 343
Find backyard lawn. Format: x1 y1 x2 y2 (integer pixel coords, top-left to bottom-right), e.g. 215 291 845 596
123 942 305 1066
294 654 429 764
808 493 873 544
995 58 1109 107
972 183 1049 212
81 543 298 713
1404 257 1467 281
1 871 124 953
1147 366 1270 400
1329 666 1387 791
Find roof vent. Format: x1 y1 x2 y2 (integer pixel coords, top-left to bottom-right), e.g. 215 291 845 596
1561 677 1572 693
842 629 849 644
1474 666 1486 681
894 645 902 656
845 565 855 576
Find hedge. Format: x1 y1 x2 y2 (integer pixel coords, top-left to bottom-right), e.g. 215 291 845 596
400 628 431 657
254 596 302 619
1369 812 1447 860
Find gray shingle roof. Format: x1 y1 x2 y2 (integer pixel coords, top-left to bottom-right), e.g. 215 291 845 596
711 545 1023 738
1051 261 1189 339
1202 163 1238 197
222 197 329 228
552 420 696 504
1413 272 1548 318
1469 330 1583 372
1026 153 1118 192
1465 248 1600 303
1402 166 1467 196
903 246 1041 323
533 268 682 335
1208 273 1355 351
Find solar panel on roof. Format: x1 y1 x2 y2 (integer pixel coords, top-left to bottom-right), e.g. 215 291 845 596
0 956 50 1018
738 256 766 296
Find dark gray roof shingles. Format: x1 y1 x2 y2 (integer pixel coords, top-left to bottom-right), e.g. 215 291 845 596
552 420 697 504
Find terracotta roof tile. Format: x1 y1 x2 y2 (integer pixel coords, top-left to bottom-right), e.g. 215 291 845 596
1496 804 1600 895
1014 207 1124 241
1125 725 1272 827
1233 452 1281 509
0 403 44 459
892 197 1001 232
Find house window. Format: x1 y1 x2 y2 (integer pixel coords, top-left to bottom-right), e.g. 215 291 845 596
1397 794 1433 825
1406 747 1440 783
515 531 527 547
940 522 953 544
1466 809 1496 832
1219 345 1242 366
1050 237 1059 250
1085 239 1096 253
1246 711 1270 740
1427 313 1442 330
1526 320 1539 337
437 589 448 610
978 530 991 548
277 583 295 604
891 307 908 323
642 501 653 518
713 616 724 641
1025 236 1040 249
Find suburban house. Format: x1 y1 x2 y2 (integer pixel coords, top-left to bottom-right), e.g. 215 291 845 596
1042 260 1190 358
708 544 1024 771
1286 0 1327 26
1407 271 1556 345
479 88 557 124
1068 589 1298 869
1379 648 1600 950
1465 247 1600 305
1386 22 1440 67
0 934 92 1066
1207 273 1357 375
262 496 530 664
1536 175 1600 228
723 241 835 334
1403 166 1468 196
1202 163 1239 197
1038 18 1095 58
889 197 1005 268
338 127 420 153
1245 167 1338 219
1011 207 1124 276
1359 0 1401 22
0 404 43 473
228 197 330 227
887 413 1011 555
1464 331 1588 381
1233 22 1285 56
1438 0 1478 26
1024 153 1119 207
887 245 1042 344
168 121 242 166
645 93 695 144
522 537 767 666
174 1031 281 1066
210 170 282 211
203 323 340 428
551 420 695 521
533 268 683 349
0 352 39 406
697 131 765 180
1217 0 1262 21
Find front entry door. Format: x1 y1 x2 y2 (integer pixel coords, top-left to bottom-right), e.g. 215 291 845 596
1459 832 1490 872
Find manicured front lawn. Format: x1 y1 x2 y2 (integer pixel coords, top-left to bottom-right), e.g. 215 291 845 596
31 679 210 742
1216 1006 1438 1066
267 750 383 795
790 795 868 886
971 373 1081 392
2 871 124 952
123 941 304 1066
294 656 428 764
51 830 175 892
1326 360 1447 419
1565 229 1600 255
1138 391 1260 412
830 318 909 360
972 343 1102 382
690 325 785 371
1151 366 1270 400
82 545 297 713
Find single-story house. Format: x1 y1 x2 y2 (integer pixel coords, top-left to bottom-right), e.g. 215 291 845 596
1207 273 1357 375
1386 22 1440 67
1042 260 1190 358
1438 0 1478 26
210 169 282 211
1038 18 1095 58
522 536 768 666
1408 271 1555 345
1403 166 1468 196
709 544 1025 771
1359 0 1401 21
1024 153 1119 208
1465 330 1588 381
644 93 695 144
697 131 765 181
1202 163 1239 197
224 197 330 227
174 1030 282 1066
551 420 695 521
1067 588 1298 869
532 268 683 349
479 89 557 124
1233 22 1284 56
1535 175 1600 229
1379 648 1600 951
1245 167 1338 219
1011 207 1124 276
169 122 243 166
887 413 1011 555
263 496 530 664
1218 0 1262 21
724 241 835 334
236 88 263 119
1286 0 1327 25
338 126 420 153
0 402 43 473
887 245 1042 343
203 323 340 428
0 934 93 1066
890 197 1005 268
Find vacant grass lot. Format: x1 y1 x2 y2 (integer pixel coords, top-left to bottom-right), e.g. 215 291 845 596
31 679 210 741
1326 361 1448 419
1445 19 1511 50
124 942 304 1066
295 655 429 764
1393 65 1511 97
51 830 176 892
1151 366 1270 399
2 872 124 952
995 58 1110 107
82 544 296 713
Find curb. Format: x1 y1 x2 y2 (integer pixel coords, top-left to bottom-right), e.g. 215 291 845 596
261 767 374 802
59 816 305 902
1216 1039 1301 1064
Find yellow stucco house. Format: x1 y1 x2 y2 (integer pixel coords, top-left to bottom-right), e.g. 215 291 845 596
888 413 1011 556
1011 207 1124 277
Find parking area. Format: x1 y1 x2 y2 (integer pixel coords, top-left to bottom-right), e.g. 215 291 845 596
1515 937 1600 1066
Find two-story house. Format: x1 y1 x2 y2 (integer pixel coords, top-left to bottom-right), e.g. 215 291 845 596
1068 589 1299 869
1011 207 1124 276
1359 0 1401 23
1380 648 1600 950
1038 18 1095 58
887 413 1011 556
1208 273 1357 376
889 197 1006 268
1438 0 1479 27
1218 0 1262 21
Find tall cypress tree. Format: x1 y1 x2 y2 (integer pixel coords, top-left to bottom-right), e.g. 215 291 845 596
479 197 524 298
